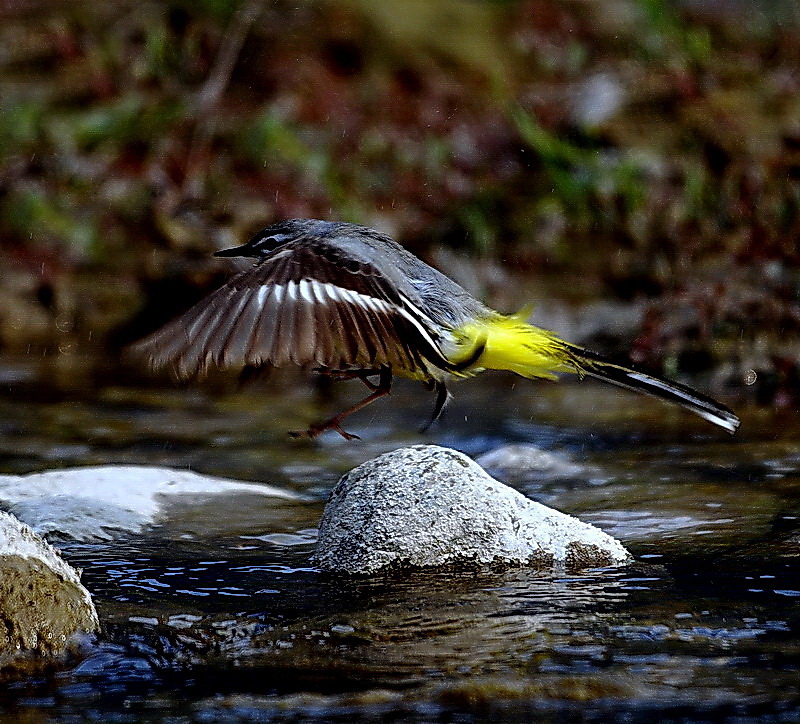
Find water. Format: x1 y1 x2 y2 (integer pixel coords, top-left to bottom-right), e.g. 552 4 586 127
1 354 799 722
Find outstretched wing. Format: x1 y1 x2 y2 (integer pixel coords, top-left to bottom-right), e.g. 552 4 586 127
131 239 450 378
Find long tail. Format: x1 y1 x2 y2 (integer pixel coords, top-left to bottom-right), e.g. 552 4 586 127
454 313 740 434
564 345 740 434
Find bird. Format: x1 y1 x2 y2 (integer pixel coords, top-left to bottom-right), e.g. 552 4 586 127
132 218 740 439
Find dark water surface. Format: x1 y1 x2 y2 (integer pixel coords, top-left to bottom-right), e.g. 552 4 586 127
1 355 799 722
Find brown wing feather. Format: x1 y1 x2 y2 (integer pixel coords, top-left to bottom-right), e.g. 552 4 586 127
130 238 442 379
317 284 360 367
211 290 251 367
291 287 316 366
248 287 280 365
271 285 294 367
221 289 262 367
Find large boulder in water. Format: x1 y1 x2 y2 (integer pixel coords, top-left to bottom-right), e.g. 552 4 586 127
314 445 630 574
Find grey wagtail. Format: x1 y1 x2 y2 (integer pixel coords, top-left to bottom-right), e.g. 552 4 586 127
133 218 740 439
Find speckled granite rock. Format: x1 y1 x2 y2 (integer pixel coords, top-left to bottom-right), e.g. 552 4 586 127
314 445 630 574
0 511 99 667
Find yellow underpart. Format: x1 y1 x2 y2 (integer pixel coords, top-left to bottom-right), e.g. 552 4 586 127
453 310 580 379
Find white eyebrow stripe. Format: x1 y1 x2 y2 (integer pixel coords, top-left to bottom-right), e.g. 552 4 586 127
298 279 314 303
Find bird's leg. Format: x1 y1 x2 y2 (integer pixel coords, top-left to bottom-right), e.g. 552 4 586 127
290 367 392 440
420 380 451 433
416 333 482 432
322 369 383 391
356 370 383 392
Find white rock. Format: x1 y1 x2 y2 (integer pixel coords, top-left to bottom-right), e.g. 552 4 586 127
0 465 301 541
0 511 99 665
314 445 630 574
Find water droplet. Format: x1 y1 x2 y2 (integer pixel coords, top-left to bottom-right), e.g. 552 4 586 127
744 369 757 385
55 314 74 333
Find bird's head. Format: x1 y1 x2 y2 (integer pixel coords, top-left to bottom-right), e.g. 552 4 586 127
214 218 334 258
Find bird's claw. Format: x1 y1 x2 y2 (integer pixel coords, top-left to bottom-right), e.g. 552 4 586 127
289 420 361 441
331 423 360 441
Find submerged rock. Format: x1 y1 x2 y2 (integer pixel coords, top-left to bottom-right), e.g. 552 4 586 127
314 445 630 574
0 465 302 541
0 511 99 668
476 444 585 481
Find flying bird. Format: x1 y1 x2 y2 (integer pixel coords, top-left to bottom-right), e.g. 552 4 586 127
133 219 740 439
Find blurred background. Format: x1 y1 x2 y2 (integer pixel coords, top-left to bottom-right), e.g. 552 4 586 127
1 0 799 404
3 6 800 719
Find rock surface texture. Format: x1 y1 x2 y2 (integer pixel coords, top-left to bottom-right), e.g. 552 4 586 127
0 511 99 667
314 445 630 574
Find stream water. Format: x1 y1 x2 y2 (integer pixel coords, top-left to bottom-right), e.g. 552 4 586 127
1 354 798 722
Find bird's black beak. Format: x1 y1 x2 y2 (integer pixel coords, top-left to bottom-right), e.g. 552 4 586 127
213 243 256 258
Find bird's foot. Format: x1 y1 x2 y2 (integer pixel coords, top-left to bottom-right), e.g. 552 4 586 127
289 419 361 441
289 367 390 441
323 369 382 391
